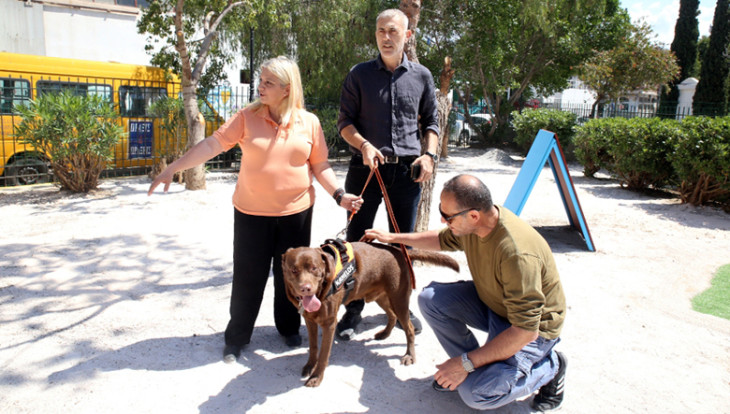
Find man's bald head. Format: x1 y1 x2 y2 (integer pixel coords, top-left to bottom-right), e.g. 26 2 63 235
442 174 493 212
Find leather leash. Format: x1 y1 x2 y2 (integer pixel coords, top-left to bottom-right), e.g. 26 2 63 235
336 162 417 289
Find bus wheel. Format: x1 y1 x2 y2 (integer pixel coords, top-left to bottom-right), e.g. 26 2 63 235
5 158 50 186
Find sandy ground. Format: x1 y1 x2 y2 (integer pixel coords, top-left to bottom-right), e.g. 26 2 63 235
1 146 729 414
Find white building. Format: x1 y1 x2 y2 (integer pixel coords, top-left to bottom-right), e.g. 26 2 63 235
542 77 597 106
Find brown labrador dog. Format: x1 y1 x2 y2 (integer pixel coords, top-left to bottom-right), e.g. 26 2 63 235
282 241 459 387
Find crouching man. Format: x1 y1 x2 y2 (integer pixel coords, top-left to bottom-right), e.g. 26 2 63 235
362 174 567 411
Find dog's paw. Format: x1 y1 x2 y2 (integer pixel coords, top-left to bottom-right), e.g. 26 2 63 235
304 375 322 387
400 354 415 366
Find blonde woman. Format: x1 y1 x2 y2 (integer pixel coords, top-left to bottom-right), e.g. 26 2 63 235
149 56 362 362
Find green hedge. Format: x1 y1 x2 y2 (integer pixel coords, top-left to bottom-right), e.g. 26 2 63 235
668 117 730 205
574 116 730 207
610 117 679 190
573 117 618 177
511 109 578 156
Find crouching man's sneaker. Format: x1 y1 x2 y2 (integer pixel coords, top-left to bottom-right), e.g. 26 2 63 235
531 351 567 411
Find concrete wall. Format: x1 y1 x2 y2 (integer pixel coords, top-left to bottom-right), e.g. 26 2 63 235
0 0 46 55
42 5 149 65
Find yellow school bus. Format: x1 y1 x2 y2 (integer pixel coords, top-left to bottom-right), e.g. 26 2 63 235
0 52 226 186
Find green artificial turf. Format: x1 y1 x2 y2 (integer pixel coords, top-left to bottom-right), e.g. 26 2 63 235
692 264 730 321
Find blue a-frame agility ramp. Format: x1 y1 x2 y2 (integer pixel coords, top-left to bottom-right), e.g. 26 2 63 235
504 129 595 252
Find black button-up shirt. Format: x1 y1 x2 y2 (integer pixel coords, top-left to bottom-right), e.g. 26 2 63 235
337 54 439 157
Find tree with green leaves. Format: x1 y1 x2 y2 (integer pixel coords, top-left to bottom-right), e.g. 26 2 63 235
138 0 285 190
579 22 679 118
695 35 711 75
281 0 380 103
694 0 730 116
659 0 700 117
419 0 630 142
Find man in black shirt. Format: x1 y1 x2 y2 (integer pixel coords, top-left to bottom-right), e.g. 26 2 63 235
336 8 440 340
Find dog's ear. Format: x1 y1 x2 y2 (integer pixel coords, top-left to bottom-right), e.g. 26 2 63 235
318 248 333 278
281 248 293 269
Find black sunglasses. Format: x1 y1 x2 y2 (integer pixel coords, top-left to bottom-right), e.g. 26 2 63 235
438 203 475 223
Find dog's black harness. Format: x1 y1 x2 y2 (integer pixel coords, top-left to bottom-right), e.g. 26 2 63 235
321 238 357 302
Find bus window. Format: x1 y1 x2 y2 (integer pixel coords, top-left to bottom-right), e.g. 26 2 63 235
36 80 113 101
119 86 167 117
0 78 31 114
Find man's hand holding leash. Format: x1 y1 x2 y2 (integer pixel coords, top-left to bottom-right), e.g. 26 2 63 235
359 140 384 169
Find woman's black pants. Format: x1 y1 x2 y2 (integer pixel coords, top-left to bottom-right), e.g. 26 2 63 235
224 206 312 347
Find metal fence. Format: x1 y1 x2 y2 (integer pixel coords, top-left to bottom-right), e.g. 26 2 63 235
0 77 253 187
0 77 360 187
537 101 727 123
452 100 728 123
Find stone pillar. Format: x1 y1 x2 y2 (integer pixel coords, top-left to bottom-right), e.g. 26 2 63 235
676 77 698 120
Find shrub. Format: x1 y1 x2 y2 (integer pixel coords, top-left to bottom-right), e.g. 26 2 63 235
574 117 678 190
670 116 730 206
14 91 123 192
573 117 621 177
511 109 578 155
609 117 679 190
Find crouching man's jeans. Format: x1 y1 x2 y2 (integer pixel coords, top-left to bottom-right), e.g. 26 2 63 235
418 280 560 410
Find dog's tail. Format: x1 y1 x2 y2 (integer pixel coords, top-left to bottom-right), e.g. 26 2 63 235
409 249 460 272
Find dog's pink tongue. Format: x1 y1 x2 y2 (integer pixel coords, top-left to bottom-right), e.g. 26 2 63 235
302 295 321 312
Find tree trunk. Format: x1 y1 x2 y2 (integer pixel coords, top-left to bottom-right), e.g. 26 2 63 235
174 0 206 190
182 92 207 190
438 56 456 159
590 94 605 119
400 0 421 63
172 0 247 190
415 87 452 232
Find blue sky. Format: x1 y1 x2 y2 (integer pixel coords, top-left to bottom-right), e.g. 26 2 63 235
620 0 715 46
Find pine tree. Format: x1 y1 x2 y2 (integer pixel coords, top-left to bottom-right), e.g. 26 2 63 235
659 0 699 117
693 0 730 116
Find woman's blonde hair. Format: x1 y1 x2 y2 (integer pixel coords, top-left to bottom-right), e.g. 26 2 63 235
249 56 304 126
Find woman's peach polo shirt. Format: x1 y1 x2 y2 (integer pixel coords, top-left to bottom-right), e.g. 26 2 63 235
213 105 329 217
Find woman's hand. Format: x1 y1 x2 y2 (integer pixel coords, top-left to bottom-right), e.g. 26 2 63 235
147 136 223 195
339 193 363 212
148 167 176 195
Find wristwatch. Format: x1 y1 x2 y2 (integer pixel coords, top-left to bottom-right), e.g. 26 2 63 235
461 352 475 373
424 151 439 162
